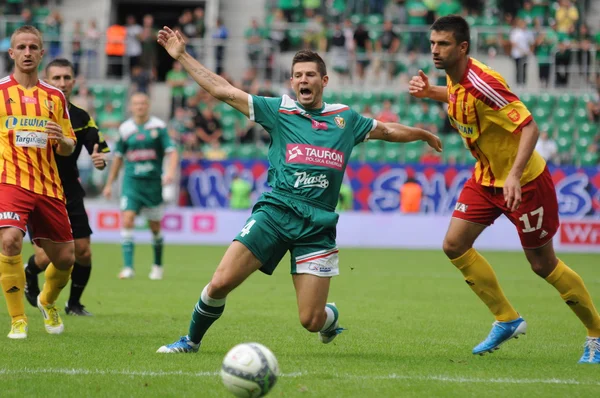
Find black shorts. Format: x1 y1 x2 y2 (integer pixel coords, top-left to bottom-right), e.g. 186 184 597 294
66 197 93 239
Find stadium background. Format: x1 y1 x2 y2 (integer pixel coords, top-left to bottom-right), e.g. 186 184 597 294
0 0 598 250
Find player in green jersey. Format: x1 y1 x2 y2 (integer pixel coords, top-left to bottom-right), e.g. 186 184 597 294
102 93 179 280
156 26 442 353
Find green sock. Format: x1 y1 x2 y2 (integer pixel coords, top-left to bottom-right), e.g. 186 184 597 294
189 284 225 344
122 229 134 268
152 233 163 266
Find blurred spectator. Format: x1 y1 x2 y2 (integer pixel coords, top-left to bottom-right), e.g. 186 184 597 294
362 105 375 118
85 19 101 79
6 0 24 15
516 0 536 27
555 0 578 34
166 61 188 117
329 0 346 23
194 7 206 38
303 0 321 16
420 145 442 164
535 131 558 164
45 10 63 59
533 19 557 88
246 19 265 74
385 0 408 25
179 9 198 58
169 107 197 156
96 102 123 140
229 174 253 210
509 18 534 87
279 0 297 22
194 106 223 145
204 141 227 161
303 12 327 52
353 23 372 85
374 20 401 84
212 18 228 75
266 8 289 52
140 14 158 77
376 99 399 123
588 85 600 122
330 22 352 85
400 177 422 213
105 22 127 78
71 20 84 77
130 65 152 95
436 0 462 19
554 39 572 87
71 84 94 113
238 121 270 145
406 0 428 51
125 15 143 72
576 24 593 83
336 182 354 212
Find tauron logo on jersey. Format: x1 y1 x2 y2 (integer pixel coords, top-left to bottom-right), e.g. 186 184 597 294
14 131 48 148
0 212 20 221
507 109 520 122
286 144 344 170
455 202 468 213
334 116 345 129
294 172 330 189
126 149 157 161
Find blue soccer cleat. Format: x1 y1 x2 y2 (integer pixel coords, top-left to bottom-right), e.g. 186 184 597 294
578 337 600 364
472 317 527 355
156 336 200 353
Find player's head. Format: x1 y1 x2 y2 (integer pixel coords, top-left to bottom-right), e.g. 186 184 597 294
45 58 76 100
290 50 328 109
9 25 44 74
429 15 470 70
130 92 150 120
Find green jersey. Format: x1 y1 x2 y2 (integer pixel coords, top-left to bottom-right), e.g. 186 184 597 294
249 94 375 211
115 116 175 180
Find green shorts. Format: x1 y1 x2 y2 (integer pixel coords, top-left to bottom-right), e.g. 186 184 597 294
234 192 340 277
120 178 163 220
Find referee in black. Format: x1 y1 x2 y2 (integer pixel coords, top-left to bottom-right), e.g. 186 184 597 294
24 58 110 316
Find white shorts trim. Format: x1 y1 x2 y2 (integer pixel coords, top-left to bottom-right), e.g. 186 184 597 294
295 248 339 277
140 206 164 222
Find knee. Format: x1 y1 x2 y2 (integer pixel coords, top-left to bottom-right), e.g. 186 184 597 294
1 231 22 256
75 247 92 265
442 237 469 260
299 310 324 333
208 275 232 299
528 256 558 278
54 248 75 270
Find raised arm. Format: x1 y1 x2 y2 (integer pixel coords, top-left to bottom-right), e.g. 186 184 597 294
370 121 442 152
157 26 250 117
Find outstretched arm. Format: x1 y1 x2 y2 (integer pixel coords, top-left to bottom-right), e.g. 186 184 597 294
157 26 250 117
370 121 442 152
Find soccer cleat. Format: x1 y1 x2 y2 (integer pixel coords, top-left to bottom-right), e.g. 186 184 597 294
149 265 164 280
118 267 135 279
156 336 200 353
319 303 345 344
24 264 40 308
65 302 93 316
578 337 600 364
37 295 64 334
7 319 28 339
472 317 527 355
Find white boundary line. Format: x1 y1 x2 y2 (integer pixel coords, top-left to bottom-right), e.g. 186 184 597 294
0 368 598 386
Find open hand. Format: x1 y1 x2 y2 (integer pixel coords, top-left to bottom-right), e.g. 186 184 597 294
408 70 431 99
157 26 186 60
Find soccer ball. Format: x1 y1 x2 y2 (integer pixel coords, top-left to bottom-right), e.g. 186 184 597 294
220 342 279 398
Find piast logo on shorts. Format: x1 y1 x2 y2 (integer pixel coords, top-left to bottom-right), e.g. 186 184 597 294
455 202 468 213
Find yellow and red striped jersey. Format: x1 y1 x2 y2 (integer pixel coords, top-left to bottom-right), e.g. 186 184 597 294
446 58 545 187
0 74 75 200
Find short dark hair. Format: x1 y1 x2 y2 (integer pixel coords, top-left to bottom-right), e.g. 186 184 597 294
291 50 327 77
430 15 471 54
45 58 75 76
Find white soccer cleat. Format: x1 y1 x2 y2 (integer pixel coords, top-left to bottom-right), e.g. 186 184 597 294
7 319 28 339
37 295 64 335
149 265 164 280
118 267 135 279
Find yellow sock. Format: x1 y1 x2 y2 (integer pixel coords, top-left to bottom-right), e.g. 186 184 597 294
545 259 600 338
0 252 26 322
451 248 519 322
40 263 73 306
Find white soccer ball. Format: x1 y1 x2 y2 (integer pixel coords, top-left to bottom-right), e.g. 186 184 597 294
220 342 279 398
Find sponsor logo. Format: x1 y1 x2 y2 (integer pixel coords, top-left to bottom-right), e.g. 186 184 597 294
286 144 344 170
560 221 600 245
455 202 468 213
127 149 157 162
539 229 548 239
455 123 476 136
161 214 183 232
465 279 475 286
6 286 20 293
44 99 54 112
21 96 37 104
4 116 48 130
150 129 159 138
0 211 20 221
136 134 146 141
507 109 520 122
97 211 120 230
133 163 155 175
15 131 47 148
192 214 216 233
311 119 328 130
334 116 345 129
565 300 579 306
449 93 457 103
308 263 333 273
294 171 329 189
5 98 15 104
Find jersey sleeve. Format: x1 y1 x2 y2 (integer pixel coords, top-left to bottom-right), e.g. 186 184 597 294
114 136 126 157
55 92 76 142
82 116 110 154
248 95 281 132
351 109 377 145
159 127 176 152
481 99 533 135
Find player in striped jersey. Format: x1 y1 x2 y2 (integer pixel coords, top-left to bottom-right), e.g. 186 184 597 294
409 15 600 363
0 26 77 339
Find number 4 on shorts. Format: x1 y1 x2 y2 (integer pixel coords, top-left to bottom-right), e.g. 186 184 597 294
240 219 256 237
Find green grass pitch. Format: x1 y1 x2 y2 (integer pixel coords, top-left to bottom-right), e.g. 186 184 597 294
1 244 599 397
